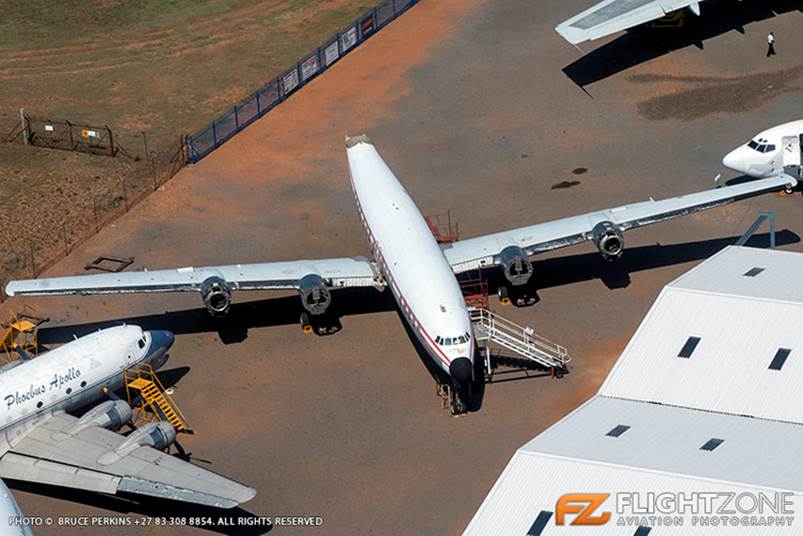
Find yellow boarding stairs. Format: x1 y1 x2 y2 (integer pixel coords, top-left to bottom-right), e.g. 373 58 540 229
125 364 193 434
0 308 47 361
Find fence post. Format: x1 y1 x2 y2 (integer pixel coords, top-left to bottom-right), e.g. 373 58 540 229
255 91 261 115
29 243 36 278
211 121 218 146
19 108 28 145
93 197 99 233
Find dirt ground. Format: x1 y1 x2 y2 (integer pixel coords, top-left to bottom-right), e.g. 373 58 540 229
1 0 803 535
0 0 374 289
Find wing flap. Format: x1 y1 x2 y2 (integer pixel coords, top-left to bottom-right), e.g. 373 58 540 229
6 257 379 297
0 413 255 508
445 175 797 273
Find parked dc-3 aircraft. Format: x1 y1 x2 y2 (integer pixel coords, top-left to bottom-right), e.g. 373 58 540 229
556 0 708 45
6 136 798 414
723 119 803 180
0 325 254 521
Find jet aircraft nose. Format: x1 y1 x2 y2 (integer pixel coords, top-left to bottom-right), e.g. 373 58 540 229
449 357 473 383
144 330 175 369
722 147 748 175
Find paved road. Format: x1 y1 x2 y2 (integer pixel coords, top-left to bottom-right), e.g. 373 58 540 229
4 1 803 534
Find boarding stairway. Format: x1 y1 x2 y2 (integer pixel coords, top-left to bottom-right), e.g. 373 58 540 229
469 307 570 375
125 365 193 433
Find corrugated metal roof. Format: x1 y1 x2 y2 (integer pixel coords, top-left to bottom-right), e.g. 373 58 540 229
464 447 803 535
524 396 803 492
601 247 803 423
464 246 803 535
667 246 803 304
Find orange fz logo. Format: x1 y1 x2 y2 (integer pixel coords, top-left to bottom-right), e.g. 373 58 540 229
555 494 611 526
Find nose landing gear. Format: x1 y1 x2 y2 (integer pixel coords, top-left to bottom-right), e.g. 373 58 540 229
437 383 468 416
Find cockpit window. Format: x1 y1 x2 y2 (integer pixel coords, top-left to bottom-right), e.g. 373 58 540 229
138 337 146 349
765 144 776 153
748 140 760 150
748 138 775 153
437 333 472 346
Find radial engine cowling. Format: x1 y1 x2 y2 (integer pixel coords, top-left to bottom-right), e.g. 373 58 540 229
298 274 332 316
99 421 177 465
75 400 132 431
499 245 533 286
592 221 624 261
201 276 231 317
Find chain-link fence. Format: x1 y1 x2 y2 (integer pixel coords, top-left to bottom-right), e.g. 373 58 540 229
186 0 418 163
0 137 187 302
25 116 117 157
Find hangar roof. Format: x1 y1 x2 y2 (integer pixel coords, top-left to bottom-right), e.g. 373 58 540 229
464 246 803 536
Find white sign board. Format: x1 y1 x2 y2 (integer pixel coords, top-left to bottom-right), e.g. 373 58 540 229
282 69 300 94
300 55 319 82
324 41 339 67
340 26 358 53
44 125 54 132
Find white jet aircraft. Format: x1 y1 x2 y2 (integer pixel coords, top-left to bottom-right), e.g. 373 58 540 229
5 135 798 414
0 479 32 536
556 0 707 45
723 119 803 180
0 325 254 515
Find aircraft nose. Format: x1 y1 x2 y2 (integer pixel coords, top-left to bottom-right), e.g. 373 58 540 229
449 357 473 383
144 330 175 367
722 147 748 174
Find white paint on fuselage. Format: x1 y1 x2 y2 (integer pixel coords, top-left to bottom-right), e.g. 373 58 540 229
0 325 164 454
723 120 803 178
346 140 473 378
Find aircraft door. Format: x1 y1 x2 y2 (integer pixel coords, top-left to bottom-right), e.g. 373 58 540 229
782 135 802 179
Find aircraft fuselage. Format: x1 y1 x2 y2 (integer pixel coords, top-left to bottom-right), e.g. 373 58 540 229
347 140 475 385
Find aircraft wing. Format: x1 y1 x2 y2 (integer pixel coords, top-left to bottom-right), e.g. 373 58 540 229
555 0 705 45
0 412 255 508
444 175 797 274
5 257 380 296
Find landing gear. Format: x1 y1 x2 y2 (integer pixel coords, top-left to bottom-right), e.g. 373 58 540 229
498 285 538 307
784 184 796 195
437 383 468 416
299 311 342 335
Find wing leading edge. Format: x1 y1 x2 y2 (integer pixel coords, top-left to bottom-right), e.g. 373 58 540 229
556 0 704 45
444 175 797 274
5 257 379 297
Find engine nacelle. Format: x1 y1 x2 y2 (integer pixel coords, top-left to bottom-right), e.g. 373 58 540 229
298 274 332 316
592 221 624 261
498 245 533 286
201 276 231 317
99 421 176 465
76 400 132 431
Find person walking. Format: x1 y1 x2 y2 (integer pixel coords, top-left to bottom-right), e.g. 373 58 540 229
767 32 776 57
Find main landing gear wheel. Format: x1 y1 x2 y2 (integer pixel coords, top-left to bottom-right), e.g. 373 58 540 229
784 184 796 195
450 392 467 416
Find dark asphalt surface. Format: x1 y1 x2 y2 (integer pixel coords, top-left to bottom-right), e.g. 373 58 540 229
4 1 803 535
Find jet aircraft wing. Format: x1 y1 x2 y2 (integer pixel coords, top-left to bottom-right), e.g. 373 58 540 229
555 0 704 45
5 257 379 297
443 175 797 274
0 412 255 508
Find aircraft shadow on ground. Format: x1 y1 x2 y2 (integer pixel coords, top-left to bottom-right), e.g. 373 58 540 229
8 480 271 535
39 231 797 348
478 230 798 300
563 0 803 86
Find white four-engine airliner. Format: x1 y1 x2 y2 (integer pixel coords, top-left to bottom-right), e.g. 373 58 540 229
6 135 798 414
0 325 254 526
723 119 803 180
